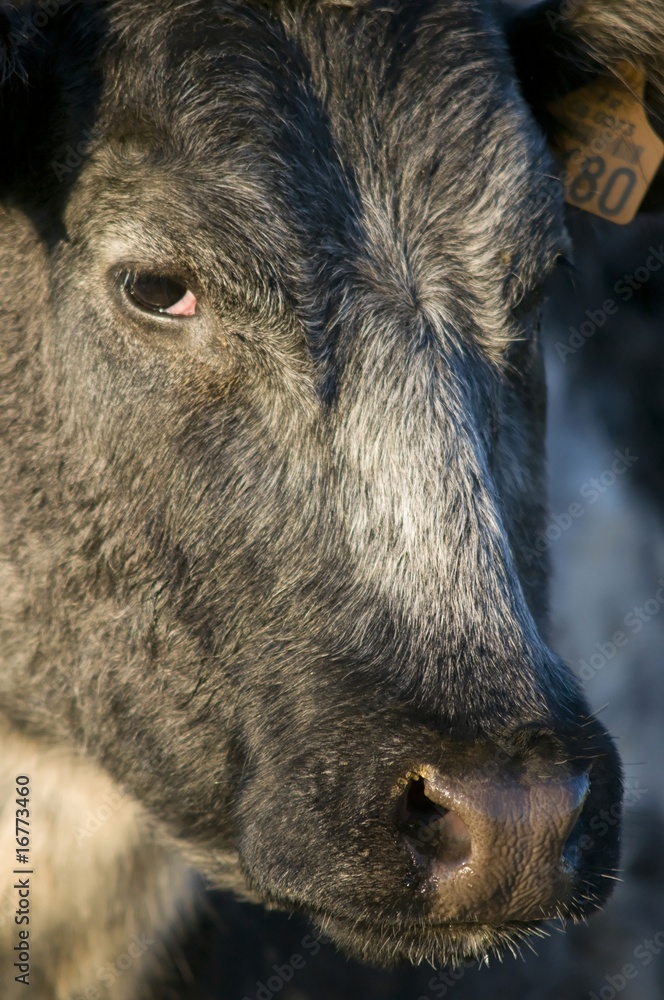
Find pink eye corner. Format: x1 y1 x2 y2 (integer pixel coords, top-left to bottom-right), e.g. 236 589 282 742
122 271 199 318
166 289 197 317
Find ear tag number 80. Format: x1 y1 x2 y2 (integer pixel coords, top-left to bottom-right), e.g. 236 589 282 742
549 61 664 224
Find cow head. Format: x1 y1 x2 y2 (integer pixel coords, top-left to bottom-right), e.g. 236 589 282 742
0 0 656 967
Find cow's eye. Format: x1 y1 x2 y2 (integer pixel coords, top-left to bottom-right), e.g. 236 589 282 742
121 271 197 317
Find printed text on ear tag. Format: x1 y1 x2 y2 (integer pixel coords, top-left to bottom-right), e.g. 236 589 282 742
548 61 664 225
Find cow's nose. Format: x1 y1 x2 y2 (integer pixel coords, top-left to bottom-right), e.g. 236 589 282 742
398 768 590 922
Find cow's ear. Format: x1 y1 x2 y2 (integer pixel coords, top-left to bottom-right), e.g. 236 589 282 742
508 0 664 218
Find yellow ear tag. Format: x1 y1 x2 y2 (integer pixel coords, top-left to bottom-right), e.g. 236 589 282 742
548 61 664 224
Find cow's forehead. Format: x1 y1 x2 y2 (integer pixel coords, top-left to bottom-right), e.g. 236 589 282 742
88 0 564 347
105 0 549 182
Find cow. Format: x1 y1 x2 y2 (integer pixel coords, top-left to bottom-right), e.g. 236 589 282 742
0 0 661 995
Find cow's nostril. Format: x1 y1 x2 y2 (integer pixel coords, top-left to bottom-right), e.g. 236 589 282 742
400 776 472 866
397 766 592 923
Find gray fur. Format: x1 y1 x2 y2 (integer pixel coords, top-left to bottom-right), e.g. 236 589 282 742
1 0 660 993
